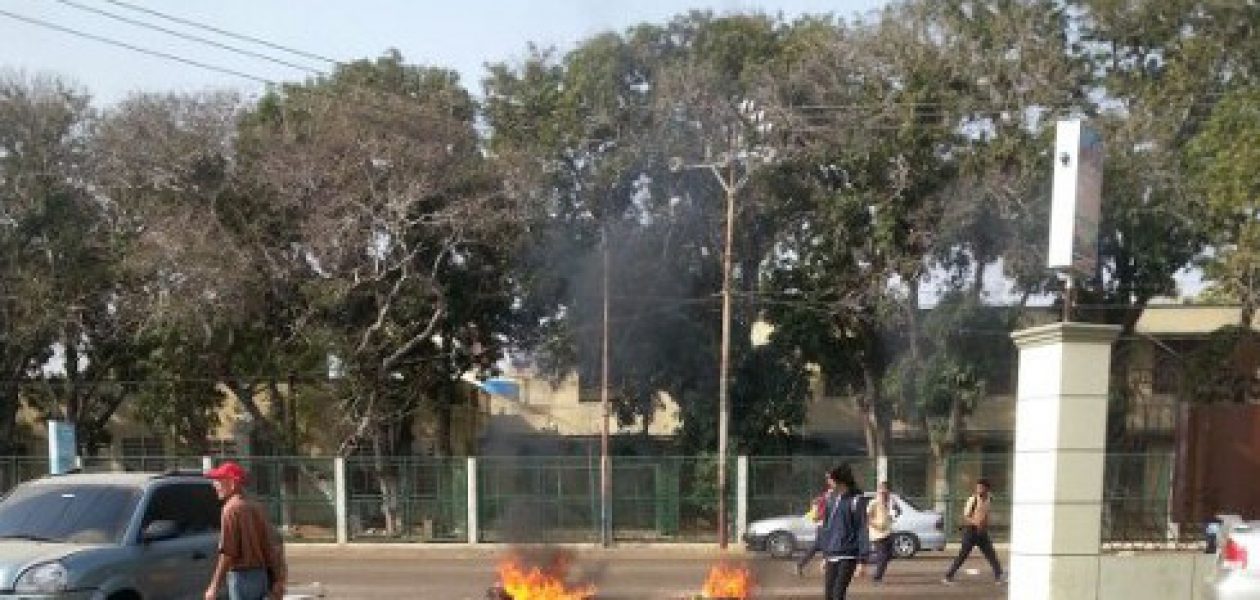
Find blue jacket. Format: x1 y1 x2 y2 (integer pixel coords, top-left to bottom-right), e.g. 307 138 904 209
817 489 870 559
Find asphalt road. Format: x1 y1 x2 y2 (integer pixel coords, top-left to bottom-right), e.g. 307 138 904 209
286 545 1009 599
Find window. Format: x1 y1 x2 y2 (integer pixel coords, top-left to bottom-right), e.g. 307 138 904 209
0 483 141 544
141 483 221 539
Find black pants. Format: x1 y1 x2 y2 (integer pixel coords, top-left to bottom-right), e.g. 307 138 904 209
870 536 893 581
824 559 858 600
945 527 1003 580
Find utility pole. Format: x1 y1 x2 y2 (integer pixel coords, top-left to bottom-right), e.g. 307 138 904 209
600 226 612 547
717 161 736 550
670 109 775 550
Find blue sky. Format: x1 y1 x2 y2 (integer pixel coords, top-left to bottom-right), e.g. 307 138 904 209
0 0 888 106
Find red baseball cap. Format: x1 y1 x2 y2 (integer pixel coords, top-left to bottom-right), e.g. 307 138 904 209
205 461 248 483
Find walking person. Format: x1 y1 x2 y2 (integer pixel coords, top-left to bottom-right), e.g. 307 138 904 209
204 461 287 600
866 480 897 583
817 464 869 600
794 490 827 576
943 478 1004 585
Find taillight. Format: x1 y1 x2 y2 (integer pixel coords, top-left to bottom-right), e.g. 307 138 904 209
1223 539 1249 570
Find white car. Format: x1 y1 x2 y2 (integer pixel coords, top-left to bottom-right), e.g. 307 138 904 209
1207 516 1260 599
743 492 946 559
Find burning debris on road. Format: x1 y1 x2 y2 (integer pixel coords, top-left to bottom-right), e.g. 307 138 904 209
696 563 755 600
489 550 596 600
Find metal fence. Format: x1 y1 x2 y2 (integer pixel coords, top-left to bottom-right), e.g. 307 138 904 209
346 456 466 542
0 451 1193 546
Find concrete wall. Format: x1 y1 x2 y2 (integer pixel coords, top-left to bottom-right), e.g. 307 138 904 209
1097 553 1216 600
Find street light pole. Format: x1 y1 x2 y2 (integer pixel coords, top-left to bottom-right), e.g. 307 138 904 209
717 164 736 550
600 227 612 548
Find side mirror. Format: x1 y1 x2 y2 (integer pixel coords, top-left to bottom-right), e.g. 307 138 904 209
141 520 180 543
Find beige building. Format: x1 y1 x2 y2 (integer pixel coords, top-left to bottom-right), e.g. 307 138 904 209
9 304 1245 460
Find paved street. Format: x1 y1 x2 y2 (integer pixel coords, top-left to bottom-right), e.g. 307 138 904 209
287 545 1009 599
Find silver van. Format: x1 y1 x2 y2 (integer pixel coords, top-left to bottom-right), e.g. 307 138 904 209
0 471 221 600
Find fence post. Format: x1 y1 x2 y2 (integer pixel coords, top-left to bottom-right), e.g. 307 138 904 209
736 455 749 546
467 456 479 544
201 456 213 472
876 455 889 485
334 457 348 545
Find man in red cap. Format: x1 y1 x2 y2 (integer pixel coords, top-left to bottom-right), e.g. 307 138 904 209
204 461 286 600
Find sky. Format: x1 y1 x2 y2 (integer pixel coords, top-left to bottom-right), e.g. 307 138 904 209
0 0 889 106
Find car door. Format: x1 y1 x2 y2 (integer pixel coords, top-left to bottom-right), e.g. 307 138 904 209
134 482 222 600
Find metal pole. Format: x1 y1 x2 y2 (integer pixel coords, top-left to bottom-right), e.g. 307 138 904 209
717 171 735 550
1063 273 1074 323
600 229 612 547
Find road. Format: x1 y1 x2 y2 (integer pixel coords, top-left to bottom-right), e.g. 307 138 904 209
286 545 1008 599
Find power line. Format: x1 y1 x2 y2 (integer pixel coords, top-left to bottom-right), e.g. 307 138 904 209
53 0 323 75
101 0 338 66
0 8 273 85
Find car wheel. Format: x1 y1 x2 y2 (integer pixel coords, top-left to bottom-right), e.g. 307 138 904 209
891 532 919 558
767 530 797 559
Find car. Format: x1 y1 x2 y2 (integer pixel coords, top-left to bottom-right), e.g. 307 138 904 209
0 470 224 599
743 492 946 559
1206 516 1260 600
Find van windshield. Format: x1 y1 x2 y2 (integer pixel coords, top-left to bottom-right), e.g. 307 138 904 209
0 483 141 544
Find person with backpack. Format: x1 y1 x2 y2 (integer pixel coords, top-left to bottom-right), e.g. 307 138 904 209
816 464 869 600
943 478 1004 585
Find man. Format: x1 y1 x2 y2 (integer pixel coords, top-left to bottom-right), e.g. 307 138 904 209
816 464 869 600
866 480 897 583
943 478 1004 585
204 461 286 600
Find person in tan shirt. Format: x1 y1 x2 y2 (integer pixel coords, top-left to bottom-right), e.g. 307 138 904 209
943 478 1004 584
866 481 897 582
203 462 286 600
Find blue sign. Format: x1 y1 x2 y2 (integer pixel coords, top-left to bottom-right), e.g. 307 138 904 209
47 420 76 475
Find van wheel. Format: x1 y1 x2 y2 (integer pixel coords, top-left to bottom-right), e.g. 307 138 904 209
891 532 919 558
768 530 797 559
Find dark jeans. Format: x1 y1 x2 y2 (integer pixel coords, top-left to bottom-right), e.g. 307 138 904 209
796 545 819 570
824 558 858 600
945 527 1003 580
227 568 269 600
870 536 893 581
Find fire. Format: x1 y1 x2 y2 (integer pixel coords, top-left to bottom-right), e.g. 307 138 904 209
700 563 754 599
496 554 595 600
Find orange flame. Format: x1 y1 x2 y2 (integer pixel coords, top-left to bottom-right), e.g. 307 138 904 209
497 554 596 600
701 563 754 599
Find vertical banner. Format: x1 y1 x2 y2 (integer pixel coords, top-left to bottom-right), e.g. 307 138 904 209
1048 119 1104 274
47 420 77 475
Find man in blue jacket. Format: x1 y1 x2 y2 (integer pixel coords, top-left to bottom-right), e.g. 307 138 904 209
817 464 869 600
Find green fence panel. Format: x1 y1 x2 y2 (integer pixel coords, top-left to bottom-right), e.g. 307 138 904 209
747 456 876 524
345 456 467 542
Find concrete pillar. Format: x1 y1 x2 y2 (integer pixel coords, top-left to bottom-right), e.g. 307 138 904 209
736 455 749 544
334 457 348 545
467 457 479 544
1008 323 1120 600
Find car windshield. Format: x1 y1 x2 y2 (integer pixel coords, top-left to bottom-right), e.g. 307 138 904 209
0 483 141 544
895 494 925 511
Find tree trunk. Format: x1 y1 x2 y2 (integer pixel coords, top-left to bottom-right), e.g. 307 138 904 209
858 362 889 460
0 380 18 455
371 428 402 537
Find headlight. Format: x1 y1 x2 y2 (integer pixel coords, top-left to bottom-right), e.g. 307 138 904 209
15 561 69 593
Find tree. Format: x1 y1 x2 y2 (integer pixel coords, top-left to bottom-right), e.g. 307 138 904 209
0 73 95 455
240 51 512 534
1186 86 1260 327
